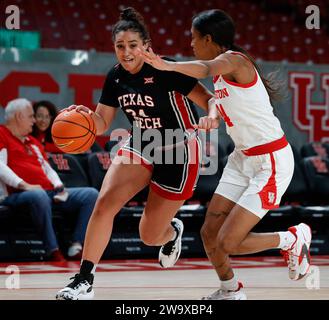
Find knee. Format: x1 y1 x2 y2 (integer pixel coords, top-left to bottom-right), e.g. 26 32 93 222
139 229 160 246
217 235 238 254
91 190 121 219
88 187 99 200
84 187 99 207
200 221 218 246
139 220 164 246
28 190 51 206
77 187 99 203
95 191 112 210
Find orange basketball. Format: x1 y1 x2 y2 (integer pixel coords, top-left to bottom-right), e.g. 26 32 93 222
51 109 96 154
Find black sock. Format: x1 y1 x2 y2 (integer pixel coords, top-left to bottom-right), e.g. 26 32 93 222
80 260 94 276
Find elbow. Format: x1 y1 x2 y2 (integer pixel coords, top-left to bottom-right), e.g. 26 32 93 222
198 69 210 79
201 63 211 78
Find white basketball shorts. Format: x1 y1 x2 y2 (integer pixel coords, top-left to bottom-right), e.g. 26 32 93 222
215 141 294 219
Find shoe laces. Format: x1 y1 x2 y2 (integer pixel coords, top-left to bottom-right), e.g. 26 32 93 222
161 240 176 256
68 273 93 289
280 249 297 270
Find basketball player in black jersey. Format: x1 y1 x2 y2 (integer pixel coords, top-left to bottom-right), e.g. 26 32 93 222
56 7 219 300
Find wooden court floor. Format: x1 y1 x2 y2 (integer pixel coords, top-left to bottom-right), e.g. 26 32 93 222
0 256 328 300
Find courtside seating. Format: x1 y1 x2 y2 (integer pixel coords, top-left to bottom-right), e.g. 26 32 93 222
192 145 224 204
192 168 222 205
0 204 47 261
302 156 329 204
48 153 90 188
282 145 309 204
226 142 235 156
300 142 329 158
87 151 112 190
87 151 149 204
104 140 120 153
190 140 225 204
297 151 329 254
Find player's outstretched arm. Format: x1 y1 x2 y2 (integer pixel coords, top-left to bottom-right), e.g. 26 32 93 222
139 47 237 79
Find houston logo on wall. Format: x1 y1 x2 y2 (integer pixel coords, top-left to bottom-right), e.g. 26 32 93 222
289 72 329 142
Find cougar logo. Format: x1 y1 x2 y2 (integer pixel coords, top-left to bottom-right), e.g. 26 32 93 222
50 154 70 170
96 152 111 170
268 192 275 204
289 72 329 142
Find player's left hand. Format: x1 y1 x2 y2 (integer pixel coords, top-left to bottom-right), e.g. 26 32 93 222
193 116 219 130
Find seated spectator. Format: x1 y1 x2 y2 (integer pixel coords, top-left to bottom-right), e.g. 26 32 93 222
32 100 63 153
0 98 99 261
32 100 103 154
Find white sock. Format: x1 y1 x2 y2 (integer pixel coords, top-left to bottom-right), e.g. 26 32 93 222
278 231 296 250
221 275 239 291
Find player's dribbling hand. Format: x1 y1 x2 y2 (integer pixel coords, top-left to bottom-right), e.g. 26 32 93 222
137 47 174 71
193 116 219 131
60 105 93 115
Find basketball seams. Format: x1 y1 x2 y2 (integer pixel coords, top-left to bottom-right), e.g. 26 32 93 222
71 129 96 153
51 110 96 154
52 119 95 136
79 111 94 133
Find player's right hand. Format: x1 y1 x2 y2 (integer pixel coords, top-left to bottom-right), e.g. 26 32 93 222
193 116 219 130
61 105 93 115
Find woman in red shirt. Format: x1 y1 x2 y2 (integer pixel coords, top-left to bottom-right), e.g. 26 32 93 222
32 100 63 153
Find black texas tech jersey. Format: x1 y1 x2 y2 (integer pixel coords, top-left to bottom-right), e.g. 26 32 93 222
99 60 199 135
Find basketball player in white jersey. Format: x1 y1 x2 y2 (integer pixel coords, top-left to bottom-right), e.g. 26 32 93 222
140 9 312 300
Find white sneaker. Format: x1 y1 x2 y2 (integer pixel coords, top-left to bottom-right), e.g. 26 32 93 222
159 218 184 268
67 243 82 258
202 282 247 300
281 223 312 281
56 273 94 300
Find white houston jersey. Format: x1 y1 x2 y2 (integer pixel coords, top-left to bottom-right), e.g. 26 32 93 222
213 50 284 150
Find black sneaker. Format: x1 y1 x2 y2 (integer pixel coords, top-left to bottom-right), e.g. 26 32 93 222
159 218 184 268
56 273 94 300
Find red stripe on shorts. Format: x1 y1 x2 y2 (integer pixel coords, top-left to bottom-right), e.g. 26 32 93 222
258 153 279 210
117 148 153 173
